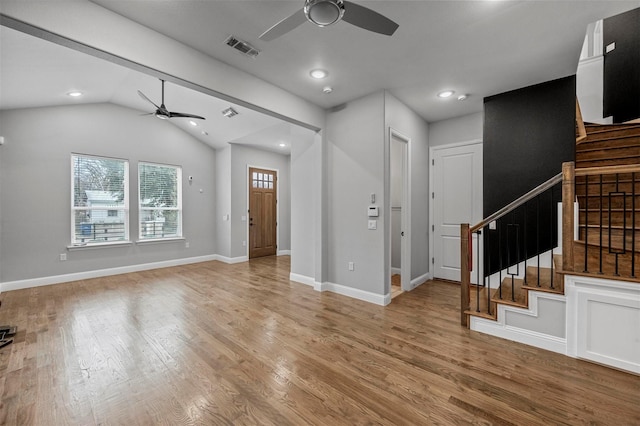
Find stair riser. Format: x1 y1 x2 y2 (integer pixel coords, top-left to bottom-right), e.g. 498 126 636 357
580 210 640 226
577 146 640 162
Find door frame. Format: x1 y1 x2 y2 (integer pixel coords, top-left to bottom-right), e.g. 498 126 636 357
429 139 483 284
246 164 279 258
388 128 412 292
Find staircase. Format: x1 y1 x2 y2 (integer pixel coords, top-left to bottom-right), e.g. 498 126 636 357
463 121 640 323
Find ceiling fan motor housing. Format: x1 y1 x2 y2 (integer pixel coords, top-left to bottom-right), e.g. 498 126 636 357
304 0 345 27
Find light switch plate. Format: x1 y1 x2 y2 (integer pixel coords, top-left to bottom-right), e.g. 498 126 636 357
368 220 377 230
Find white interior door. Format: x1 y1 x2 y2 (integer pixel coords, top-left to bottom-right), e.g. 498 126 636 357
431 142 482 283
390 129 411 292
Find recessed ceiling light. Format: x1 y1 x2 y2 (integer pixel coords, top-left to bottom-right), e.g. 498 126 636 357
457 94 468 101
437 90 455 98
323 86 333 94
310 69 328 79
67 91 83 97
189 120 198 126
201 131 209 136
279 143 287 147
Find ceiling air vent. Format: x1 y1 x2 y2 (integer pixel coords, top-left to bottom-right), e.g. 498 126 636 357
224 35 260 58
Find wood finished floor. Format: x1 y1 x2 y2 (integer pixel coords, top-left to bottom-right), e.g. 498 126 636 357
1 256 638 425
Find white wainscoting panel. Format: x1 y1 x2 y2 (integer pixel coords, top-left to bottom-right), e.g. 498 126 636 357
566 275 640 374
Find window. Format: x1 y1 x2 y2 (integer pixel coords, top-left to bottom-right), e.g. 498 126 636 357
72 154 129 245
138 162 182 240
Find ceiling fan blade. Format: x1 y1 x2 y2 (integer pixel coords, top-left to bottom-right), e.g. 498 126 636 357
342 1 398 36
259 8 307 41
138 90 160 109
169 112 206 120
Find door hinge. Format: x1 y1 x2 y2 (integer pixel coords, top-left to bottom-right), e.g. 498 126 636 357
432 192 434 199
432 159 434 166
432 257 435 264
432 224 434 232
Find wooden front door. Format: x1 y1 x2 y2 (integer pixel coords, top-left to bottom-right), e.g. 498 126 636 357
249 167 277 258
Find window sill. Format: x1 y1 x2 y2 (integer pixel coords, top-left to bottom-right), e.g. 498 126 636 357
135 237 185 245
67 241 133 251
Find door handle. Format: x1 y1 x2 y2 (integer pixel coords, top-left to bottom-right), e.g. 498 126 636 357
401 231 405 236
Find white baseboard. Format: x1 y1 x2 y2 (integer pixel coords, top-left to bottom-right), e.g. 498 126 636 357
1 254 219 292
278 250 291 256
215 255 248 264
391 267 401 275
316 281 389 306
410 271 431 289
289 272 315 287
470 291 568 355
471 316 567 355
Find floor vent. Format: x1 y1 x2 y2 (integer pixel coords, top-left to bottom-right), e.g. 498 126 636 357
224 35 260 58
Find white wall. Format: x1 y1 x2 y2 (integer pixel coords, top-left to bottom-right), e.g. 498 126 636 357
576 56 606 123
215 146 232 258
428 112 483 147
290 127 320 281
0 103 216 283
326 92 386 294
385 92 430 284
229 145 291 258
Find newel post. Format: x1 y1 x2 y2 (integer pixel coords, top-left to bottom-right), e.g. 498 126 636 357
562 162 575 272
460 223 470 327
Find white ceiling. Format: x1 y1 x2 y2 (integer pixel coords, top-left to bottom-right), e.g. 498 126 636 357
89 0 639 122
0 25 298 154
2 0 639 152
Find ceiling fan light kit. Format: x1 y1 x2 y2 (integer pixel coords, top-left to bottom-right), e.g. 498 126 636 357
305 0 345 27
259 0 398 41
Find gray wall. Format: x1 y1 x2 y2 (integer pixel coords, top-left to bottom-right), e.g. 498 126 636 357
428 112 483 147
229 144 291 258
326 91 386 294
0 103 217 282
385 92 430 284
290 127 320 280
215 146 232 258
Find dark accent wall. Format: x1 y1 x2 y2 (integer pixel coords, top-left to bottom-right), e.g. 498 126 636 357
483 76 576 217
603 7 640 123
483 76 576 275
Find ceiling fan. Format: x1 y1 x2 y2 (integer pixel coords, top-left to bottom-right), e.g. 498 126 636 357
259 0 399 41
138 79 205 121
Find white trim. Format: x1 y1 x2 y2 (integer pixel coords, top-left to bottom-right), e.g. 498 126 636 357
215 255 248 264
67 241 134 250
470 290 568 355
410 271 432 290
391 267 401 275
388 128 412 292
278 250 291 256
289 272 315 287
135 237 186 245
1 254 218 292
315 281 390 306
472 317 567 355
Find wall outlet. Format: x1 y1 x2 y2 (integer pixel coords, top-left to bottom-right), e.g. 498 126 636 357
185 241 190 248
368 220 377 230
348 261 354 271
242 240 247 247
59 253 67 261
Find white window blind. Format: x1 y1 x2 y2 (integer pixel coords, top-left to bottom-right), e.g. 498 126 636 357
71 154 129 245
138 162 182 240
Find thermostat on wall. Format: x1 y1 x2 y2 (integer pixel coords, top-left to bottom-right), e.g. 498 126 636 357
368 206 379 217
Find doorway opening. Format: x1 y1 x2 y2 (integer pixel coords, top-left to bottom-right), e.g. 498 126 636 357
389 129 411 299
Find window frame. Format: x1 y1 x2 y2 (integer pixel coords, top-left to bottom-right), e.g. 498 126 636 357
137 161 183 241
70 153 130 246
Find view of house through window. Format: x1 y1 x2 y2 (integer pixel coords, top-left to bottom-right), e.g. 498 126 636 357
138 162 182 240
71 154 129 244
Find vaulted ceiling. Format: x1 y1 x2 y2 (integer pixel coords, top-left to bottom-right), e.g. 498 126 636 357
2 1 639 153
